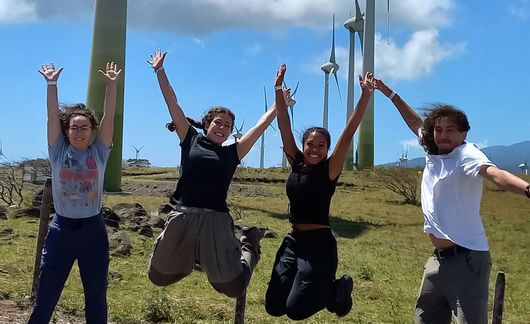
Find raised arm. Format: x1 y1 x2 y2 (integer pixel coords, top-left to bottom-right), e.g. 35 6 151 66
236 103 277 161
479 165 530 197
375 78 423 136
97 62 121 148
273 64 298 161
328 72 375 179
38 63 63 146
148 49 190 141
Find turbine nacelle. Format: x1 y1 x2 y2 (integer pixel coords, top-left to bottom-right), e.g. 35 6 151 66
344 15 364 32
321 62 338 74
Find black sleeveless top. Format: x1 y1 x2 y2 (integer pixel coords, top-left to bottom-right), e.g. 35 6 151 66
170 127 240 212
286 151 338 226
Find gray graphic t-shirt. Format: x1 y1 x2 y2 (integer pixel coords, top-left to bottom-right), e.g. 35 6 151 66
48 136 110 218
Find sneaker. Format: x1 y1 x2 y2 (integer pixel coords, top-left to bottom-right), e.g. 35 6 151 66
241 226 266 245
331 275 353 317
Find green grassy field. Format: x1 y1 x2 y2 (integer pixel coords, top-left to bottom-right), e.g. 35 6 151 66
1 168 529 323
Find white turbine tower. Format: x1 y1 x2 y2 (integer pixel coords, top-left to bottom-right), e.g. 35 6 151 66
260 86 267 169
0 141 8 160
344 0 364 170
321 14 341 129
132 145 143 160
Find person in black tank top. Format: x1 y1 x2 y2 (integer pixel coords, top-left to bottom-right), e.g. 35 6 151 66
146 50 281 300
265 64 376 320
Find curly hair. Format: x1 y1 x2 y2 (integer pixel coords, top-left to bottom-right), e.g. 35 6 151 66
58 103 98 143
419 104 470 155
167 106 235 134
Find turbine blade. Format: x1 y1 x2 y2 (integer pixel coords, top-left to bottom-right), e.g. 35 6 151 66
292 81 300 97
358 28 364 53
330 14 336 63
333 71 342 102
263 86 268 112
355 0 362 19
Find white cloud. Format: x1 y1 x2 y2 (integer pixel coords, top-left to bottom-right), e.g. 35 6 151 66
0 0 37 22
0 0 455 35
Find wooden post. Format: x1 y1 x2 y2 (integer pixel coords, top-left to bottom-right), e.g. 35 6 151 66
234 289 246 324
31 178 52 302
492 271 505 324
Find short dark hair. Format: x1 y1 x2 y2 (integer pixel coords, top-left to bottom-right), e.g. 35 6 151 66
302 127 331 150
58 103 98 143
420 104 470 154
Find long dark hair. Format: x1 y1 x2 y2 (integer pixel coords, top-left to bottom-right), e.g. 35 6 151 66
166 106 235 134
420 104 470 155
58 103 98 142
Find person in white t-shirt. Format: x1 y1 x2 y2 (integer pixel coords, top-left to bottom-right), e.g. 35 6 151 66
375 78 530 324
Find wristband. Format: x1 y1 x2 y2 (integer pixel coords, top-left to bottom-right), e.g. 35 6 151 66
389 91 397 100
274 85 282 90
155 66 164 74
525 184 530 198
47 81 57 85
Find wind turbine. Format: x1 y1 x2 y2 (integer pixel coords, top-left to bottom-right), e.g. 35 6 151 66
399 145 408 167
132 145 143 160
283 81 299 131
233 121 244 143
519 160 528 175
321 14 341 129
0 141 8 161
343 0 364 170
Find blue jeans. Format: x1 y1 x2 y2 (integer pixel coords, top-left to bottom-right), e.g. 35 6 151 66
265 228 338 320
29 214 109 324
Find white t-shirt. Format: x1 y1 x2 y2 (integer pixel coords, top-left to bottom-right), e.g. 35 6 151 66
421 142 494 251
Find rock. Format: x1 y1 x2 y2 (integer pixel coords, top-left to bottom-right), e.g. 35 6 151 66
158 204 174 215
108 231 133 257
0 206 7 220
12 208 40 219
148 215 166 229
101 207 120 228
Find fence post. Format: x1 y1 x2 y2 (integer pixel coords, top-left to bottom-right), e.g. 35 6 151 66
492 271 505 324
31 178 52 302
234 289 246 324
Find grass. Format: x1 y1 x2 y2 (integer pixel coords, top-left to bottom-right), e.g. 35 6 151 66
0 169 529 323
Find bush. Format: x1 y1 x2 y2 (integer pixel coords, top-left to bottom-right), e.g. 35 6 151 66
373 167 420 205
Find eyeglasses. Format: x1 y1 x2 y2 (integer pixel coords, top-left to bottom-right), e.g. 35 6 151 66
69 125 93 132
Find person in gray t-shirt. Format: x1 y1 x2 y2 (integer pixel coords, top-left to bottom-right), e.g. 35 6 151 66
29 62 120 324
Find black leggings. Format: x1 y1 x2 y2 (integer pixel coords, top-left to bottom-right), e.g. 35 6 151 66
265 228 338 320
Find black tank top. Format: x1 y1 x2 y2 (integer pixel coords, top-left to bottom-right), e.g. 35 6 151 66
286 151 338 225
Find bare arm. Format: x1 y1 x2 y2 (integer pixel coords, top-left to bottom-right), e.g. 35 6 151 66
236 104 277 160
97 62 121 148
274 64 298 161
375 78 423 136
148 50 190 141
38 63 63 146
329 72 375 179
479 165 530 196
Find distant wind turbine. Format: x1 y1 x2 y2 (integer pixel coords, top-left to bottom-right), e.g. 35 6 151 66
132 145 143 160
233 120 244 143
321 14 341 129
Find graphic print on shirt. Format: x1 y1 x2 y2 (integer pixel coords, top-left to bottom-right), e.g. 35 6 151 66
58 152 99 208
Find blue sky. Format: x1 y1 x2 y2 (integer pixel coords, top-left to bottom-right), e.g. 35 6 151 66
0 0 529 168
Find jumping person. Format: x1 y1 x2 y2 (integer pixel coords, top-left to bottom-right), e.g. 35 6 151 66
265 64 376 320
30 61 120 323
375 78 530 324
147 49 277 298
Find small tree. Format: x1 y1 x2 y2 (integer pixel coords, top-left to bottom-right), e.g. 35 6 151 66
0 160 25 206
374 167 420 205
125 158 151 168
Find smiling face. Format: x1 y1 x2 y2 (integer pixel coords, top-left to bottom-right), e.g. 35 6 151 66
205 112 234 145
433 117 467 154
303 130 329 165
68 115 94 151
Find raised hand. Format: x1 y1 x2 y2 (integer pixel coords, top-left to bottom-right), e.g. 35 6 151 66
275 64 286 88
359 72 376 94
373 77 393 97
148 49 167 71
98 62 121 82
38 63 63 82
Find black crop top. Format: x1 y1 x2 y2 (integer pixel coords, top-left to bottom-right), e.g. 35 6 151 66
170 127 240 212
285 151 338 226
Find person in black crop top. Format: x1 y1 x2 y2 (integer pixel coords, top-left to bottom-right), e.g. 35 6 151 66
265 64 375 320
146 50 279 300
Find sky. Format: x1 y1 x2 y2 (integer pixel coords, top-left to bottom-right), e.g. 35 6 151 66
0 0 529 168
